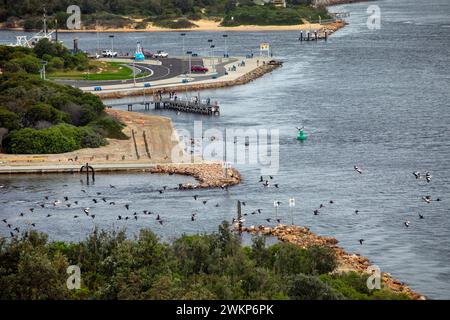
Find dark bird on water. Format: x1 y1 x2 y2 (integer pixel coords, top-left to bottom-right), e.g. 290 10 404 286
109 202 116 205
203 200 207 205
163 186 167 190
93 199 98 203
158 220 164 225
110 184 116 188
91 215 96 219
102 198 107 202
81 190 86 193
97 192 102 195
46 214 52 218
20 212 24 216
40 204 45 208
74 201 79 205
355 210 359 214
29 208 34 212
259 176 263 182
276 219 281 223
158 190 164 194
14 227 19 233
67 204 71 207
215 203 220 207
242 202 246 206
329 200 334 204
73 215 79 218
10 232 14 238
31 223 36 227
193 195 198 200
125 204 130 210
7 224 11 228
354 166 362 174
45 196 49 200
413 171 421 179
269 176 273 180
265 218 271 222
418 213 424 219
2 219 7 223
134 216 138 220
191 213 196 221
118 215 122 220
359 239 364 245
156 214 161 221
257 209 262 214
64 196 69 201
404 221 410 228
313 210 319 215
274 184 279 188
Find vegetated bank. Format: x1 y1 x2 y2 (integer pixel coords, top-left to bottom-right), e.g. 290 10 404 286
0 222 412 300
1 0 337 31
0 43 128 155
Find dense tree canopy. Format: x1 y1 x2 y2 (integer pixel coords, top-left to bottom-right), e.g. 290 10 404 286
0 223 411 300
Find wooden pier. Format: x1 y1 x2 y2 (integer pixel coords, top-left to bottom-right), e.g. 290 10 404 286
104 96 220 116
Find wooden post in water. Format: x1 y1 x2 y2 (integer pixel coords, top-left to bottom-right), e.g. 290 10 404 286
237 200 242 233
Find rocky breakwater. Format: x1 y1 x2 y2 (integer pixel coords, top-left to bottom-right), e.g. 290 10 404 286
239 224 425 300
149 162 240 189
97 62 282 100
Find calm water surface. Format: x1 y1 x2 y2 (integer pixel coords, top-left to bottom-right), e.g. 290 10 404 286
1 0 450 298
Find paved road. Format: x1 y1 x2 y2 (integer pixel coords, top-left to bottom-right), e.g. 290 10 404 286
55 57 205 88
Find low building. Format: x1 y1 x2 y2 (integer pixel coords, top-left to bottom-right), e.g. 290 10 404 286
271 0 286 7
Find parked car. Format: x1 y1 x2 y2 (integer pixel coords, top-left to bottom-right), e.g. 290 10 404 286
102 50 118 57
191 65 208 73
154 50 168 58
143 50 154 58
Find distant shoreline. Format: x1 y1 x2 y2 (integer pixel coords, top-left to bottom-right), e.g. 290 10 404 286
0 18 345 34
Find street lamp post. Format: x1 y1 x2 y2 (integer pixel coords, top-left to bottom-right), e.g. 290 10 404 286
109 35 114 53
222 34 228 57
210 44 216 72
133 60 136 86
186 50 192 78
180 33 186 56
207 39 213 72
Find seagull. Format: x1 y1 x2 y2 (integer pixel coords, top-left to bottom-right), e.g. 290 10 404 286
422 196 431 204
191 213 196 221
53 200 60 206
83 208 90 215
125 204 130 210
354 166 362 174
425 172 431 183
413 171 421 179
418 213 424 219
404 221 410 228
359 239 364 245
263 180 269 187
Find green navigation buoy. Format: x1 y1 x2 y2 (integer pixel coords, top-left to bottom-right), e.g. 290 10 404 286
297 129 307 141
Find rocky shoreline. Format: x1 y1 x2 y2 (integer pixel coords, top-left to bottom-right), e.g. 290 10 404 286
239 224 426 300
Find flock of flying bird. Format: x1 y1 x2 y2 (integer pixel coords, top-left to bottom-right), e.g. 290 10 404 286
0 165 441 246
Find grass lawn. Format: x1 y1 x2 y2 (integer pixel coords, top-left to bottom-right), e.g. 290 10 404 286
48 61 149 80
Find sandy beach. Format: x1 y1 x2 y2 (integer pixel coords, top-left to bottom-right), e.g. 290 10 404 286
1 19 344 33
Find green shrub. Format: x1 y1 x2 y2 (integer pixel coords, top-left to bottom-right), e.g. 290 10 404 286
287 274 343 300
0 107 21 130
153 18 198 29
6 56 41 74
78 127 108 148
4 124 80 154
24 103 68 125
89 116 128 140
